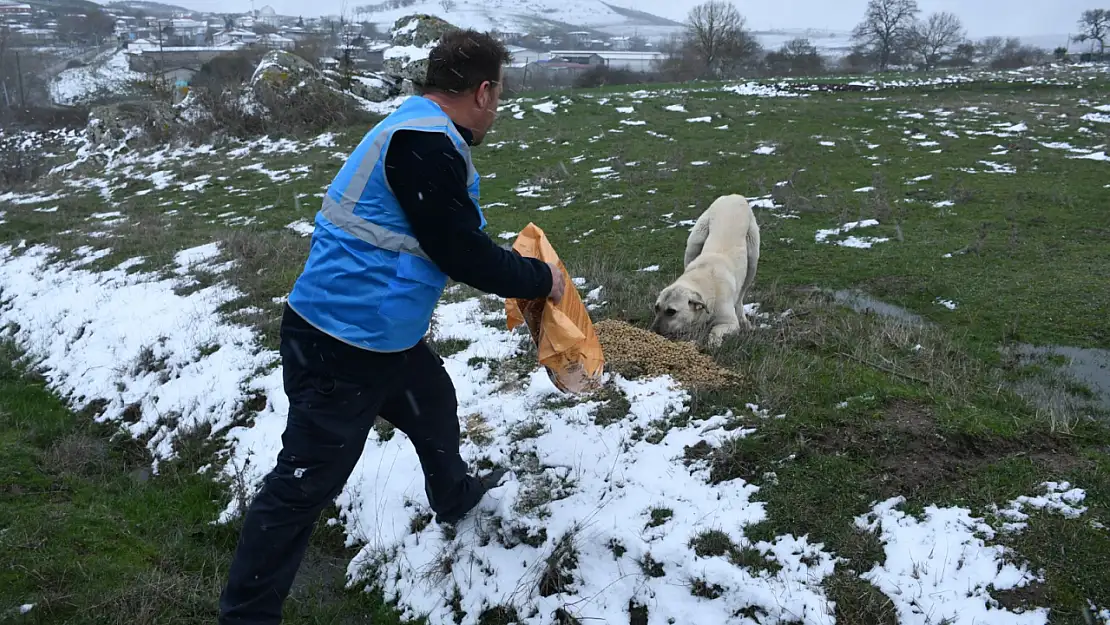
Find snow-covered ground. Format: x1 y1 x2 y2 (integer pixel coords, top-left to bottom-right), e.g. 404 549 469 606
48 49 146 106
4 66 1109 624
0 235 1098 624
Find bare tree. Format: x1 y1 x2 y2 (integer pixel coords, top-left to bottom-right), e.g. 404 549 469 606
1074 9 1109 57
908 11 965 68
656 33 702 81
952 41 975 66
439 0 457 11
990 37 1047 68
976 36 1005 64
294 34 332 66
56 8 116 46
0 25 11 109
684 0 760 78
852 0 920 71
765 37 827 76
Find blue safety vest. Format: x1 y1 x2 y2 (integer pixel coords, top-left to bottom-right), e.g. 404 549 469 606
287 95 485 352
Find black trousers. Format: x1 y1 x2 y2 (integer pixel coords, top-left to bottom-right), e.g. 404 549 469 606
218 306 483 624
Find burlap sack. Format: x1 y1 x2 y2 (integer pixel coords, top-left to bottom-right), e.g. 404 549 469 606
505 223 605 394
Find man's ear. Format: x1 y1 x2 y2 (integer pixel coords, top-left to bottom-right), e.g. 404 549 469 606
476 80 493 105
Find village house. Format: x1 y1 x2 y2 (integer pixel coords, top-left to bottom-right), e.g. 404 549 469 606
547 49 665 72
546 51 605 66
212 28 258 47
0 1 32 15
158 18 208 46
257 32 294 50
13 26 55 42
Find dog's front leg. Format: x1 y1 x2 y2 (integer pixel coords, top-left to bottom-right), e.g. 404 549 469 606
706 306 741 348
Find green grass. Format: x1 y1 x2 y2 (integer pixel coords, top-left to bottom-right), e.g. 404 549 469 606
3 67 1110 623
0 341 409 624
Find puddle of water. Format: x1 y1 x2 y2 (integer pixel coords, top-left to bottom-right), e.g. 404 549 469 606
822 288 1109 417
1012 344 1110 411
830 289 925 325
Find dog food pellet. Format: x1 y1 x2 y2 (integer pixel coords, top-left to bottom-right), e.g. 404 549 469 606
594 319 741 388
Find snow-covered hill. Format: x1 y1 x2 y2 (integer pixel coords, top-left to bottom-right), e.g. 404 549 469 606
348 0 679 36
49 49 145 106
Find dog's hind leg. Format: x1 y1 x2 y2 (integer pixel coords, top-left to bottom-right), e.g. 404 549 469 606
683 213 711 269
736 220 760 328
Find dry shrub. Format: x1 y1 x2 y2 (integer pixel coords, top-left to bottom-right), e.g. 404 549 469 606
0 112 87 187
0 137 47 188
45 432 109 476
189 49 267 95
1 105 90 131
574 65 660 89
186 83 363 139
595 319 740 388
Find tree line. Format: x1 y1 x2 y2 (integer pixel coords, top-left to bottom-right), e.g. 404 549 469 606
655 0 1110 81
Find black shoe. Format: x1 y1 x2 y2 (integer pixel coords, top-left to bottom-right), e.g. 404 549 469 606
478 468 508 491
434 469 509 526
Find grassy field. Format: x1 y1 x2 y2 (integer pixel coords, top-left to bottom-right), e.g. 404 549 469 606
2 67 1110 624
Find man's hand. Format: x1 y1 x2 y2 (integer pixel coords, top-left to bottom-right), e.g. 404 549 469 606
547 262 566 304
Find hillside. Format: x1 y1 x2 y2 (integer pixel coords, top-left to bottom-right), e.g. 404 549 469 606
351 0 677 36
105 0 197 17
21 0 101 13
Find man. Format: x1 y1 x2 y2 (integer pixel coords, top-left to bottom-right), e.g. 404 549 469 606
218 29 565 624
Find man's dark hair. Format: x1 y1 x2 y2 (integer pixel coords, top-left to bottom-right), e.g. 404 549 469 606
424 29 511 94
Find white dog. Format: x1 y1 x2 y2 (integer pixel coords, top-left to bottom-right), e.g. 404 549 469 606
649 194 761 348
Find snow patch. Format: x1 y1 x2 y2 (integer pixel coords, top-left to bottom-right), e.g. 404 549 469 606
815 219 889 249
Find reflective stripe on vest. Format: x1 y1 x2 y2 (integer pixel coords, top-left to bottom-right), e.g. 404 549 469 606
320 113 479 258
319 193 432 262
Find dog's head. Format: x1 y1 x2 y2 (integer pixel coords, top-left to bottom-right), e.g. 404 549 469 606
649 283 710 339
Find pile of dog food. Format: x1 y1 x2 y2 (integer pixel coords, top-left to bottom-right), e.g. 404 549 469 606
594 319 741 388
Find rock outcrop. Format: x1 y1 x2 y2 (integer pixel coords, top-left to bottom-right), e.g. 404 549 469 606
372 14 457 98
244 49 355 114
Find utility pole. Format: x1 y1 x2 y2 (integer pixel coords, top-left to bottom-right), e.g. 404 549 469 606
15 50 24 108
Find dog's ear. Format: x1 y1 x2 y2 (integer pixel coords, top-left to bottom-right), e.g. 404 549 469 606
688 296 706 312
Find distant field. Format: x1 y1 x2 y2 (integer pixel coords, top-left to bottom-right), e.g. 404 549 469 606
1 65 1109 624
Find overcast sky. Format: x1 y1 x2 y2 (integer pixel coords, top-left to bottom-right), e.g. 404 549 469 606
634 0 1089 37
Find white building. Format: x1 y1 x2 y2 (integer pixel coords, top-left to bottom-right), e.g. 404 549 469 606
14 27 54 42
125 38 159 51
212 28 258 46
546 49 665 73
505 45 545 65
256 5 282 28
258 33 294 49
0 1 32 14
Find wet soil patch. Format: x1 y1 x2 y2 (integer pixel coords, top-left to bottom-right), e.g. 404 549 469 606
707 399 1086 497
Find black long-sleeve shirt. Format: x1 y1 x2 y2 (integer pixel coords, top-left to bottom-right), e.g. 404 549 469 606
284 120 552 362
383 124 553 300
